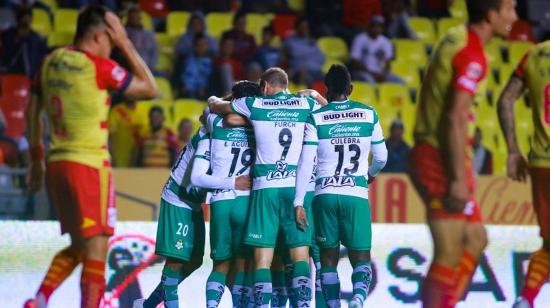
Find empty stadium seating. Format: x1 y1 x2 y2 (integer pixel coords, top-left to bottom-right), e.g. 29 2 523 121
408 17 436 45
206 12 233 39
53 9 77 34
393 39 428 66
31 9 51 36
166 11 191 38
508 41 533 64
154 77 174 101
437 17 463 38
318 37 349 62
173 99 207 131
391 64 421 89
349 82 377 107
246 13 274 43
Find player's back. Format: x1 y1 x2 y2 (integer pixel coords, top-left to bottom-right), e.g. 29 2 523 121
40 47 129 168
234 92 315 189
516 41 550 167
414 25 487 148
310 100 381 196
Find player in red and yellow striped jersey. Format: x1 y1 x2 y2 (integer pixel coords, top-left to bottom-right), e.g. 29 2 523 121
498 41 550 308
409 0 517 307
25 5 157 308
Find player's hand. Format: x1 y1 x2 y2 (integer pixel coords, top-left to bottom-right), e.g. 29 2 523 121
444 179 468 213
27 160 45 193
295 205 309 231
297 89 318 97
507 152 529 182
367 172 375 184
235 175 252 190
105 12 129 48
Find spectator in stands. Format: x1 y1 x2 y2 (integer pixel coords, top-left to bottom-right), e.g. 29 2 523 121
246 62 263 83
138 106 178 168
221 11 257 64
174 11 218 60
350 15 403 84
383 120 410 173
214 36 244 94
253 26 280 71
125 5 159 71
178 33 213 99
167 0 231 12
305 0 343 38
381 0 417 39
0 8 47 77
473 127 493 175
177 118 193 149
282 17 325 86
416 0 450 18
240 0 289 13
108 101 143 167
341 0 382 31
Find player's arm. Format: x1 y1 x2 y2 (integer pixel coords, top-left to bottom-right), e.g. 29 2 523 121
189 138 251 190
208 96 233 115
297 89 328 106
368 119 388 183
223 114 250 128
26 93 45 192
497 59 529 182
105 12 157 100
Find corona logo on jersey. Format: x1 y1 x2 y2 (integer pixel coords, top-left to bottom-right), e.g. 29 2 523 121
266 160 296 181
328 124 362 137
321 176 357 188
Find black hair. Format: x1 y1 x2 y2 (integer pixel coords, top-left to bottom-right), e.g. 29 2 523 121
325 64 352 99
466 0 503 23
75 5 108 41
233 11 246 25
149 106 163 116
260 67 288 89
16 8 32 21
232 80 261 99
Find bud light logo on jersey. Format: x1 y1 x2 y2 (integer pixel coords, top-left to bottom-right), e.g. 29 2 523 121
328 124 362 137
267 110 301 121
266 160 296 180
262 99 301 106
226 129 248 141
322 111 366 122
321 176 356 188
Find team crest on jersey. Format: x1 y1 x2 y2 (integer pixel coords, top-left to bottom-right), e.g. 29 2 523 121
321 176 356 188
112 66 126 82
266 160 296 180
175 239 184 250
466 62 483 79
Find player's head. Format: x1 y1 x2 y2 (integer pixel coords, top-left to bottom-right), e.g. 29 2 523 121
466 0 517 37
259 67 288 95
149 106 165 131
232 80 262 99
74 5 112 57
178 118 193 142
325 64 353 102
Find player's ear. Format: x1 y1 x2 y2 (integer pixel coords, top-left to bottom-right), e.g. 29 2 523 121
348 84 353 97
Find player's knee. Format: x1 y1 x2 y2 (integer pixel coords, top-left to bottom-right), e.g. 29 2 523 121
289 246 310 263
465 225 488 255
84 235 109 260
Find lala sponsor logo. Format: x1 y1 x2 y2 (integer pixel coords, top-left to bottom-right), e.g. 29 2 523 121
321 176 356 188
328 124 362 136
266 160 296 181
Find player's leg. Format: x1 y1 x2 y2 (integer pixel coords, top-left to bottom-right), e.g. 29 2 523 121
515 167 550 307
305 191 326 308
271 254 289 308
319 248 340 308
81 235 110 308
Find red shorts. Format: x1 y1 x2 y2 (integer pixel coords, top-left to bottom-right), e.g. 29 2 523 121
531 167 550 239
409 142 482 222
46 161 116 238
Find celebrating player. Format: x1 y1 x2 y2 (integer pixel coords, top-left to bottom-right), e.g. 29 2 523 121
209 68 325 307
25 5 157 308
497 41 550 308
191 81 259 308
408 0 517 307
294 64 387 308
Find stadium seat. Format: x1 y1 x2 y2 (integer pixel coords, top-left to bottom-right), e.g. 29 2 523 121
48 31 73 47
0 75 30 139
166 11 191 38
508 41 533 64
41 0 57 9
154 77 173 101
54 9 78 34
497 63 515 84
449 0 468 20
287 83 306 94
173 99 207 131
273 14 296 39
206 12 233 39
508 20 535 42
393 39 427 65
317 37 349 62
155 33 176 73
246 13 274 44
485 39 504 66
287 0 305 12
378 83 415 143
408 17 436 44
349 82 376 107
391 65 420 89
32 9 51 36
437 17 463 38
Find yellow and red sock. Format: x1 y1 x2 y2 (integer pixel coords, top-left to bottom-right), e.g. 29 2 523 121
37 246 83 304
421 262 456 308
80 259 106 308
521 249 550 306
452 251 477 304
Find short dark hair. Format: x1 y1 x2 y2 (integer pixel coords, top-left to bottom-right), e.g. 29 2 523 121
466 0 503 23
232 80 261 99
149 106 164 116
233 11 246 25
260 67 288 89
325 64 351 97
75 5 108 41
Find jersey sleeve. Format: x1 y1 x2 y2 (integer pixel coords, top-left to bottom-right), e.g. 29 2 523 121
190 135 236 190
94 57 132 93
513 49 531 80
206 113 219 134
451 50 486 95
230 97 253 118
303 114 319 145
193 135 211 161
371 110 385 144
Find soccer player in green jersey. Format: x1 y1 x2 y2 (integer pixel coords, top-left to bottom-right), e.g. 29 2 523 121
294 65 388 307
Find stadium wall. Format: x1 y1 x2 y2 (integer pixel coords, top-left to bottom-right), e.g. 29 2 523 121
1 221 548 307
113 169 536 225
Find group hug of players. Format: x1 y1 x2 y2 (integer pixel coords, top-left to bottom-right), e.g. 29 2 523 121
22 0 550 307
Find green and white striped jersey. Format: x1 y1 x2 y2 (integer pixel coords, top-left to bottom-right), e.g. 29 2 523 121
206 113 255 201
161 127 209 209
304 100 385 199
230 92 316 190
